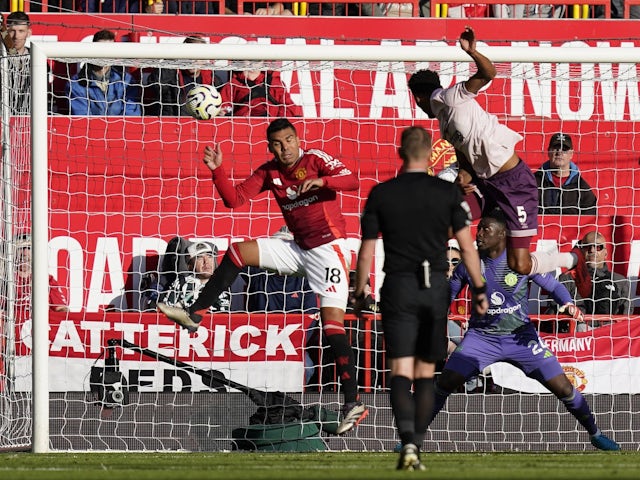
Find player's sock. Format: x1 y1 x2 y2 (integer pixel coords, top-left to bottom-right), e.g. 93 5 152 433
412 377 435 446
428 381 452 427
189 253 242 314
323 323 358 404
529 251 575 275
390 375 416 446
559 387 598 435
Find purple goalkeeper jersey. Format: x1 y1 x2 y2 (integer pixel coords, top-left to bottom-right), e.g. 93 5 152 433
450 250 572 334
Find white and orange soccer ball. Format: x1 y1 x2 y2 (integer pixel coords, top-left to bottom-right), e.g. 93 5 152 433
185 84 223 120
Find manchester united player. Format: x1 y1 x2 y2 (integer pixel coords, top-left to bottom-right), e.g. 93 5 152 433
158 118 367 435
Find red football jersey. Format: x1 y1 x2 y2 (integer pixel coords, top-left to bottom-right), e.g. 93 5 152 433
212 148 358 250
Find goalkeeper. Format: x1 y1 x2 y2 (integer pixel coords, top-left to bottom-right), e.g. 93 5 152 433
431 208 620 451
408 26 591 299
158 117 367 435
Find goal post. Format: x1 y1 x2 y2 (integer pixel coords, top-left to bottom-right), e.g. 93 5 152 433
20 40 640 453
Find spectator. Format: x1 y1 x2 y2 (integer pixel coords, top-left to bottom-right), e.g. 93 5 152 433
445 243 465 351
166 0 228 14
66 29 141 116
250 2 294 14
143 36 226 116
0 234 69 315
535 133 597 216
1 11 42 115
82 0 141 12
492 4 565 18
219 60 302 117
158 241 231 313
554 231 632 329
605 0 639 19
145 0 165 13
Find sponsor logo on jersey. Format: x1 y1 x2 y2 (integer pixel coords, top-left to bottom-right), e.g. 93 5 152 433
282 194 320 211
490 291 505 305
286 185 299 200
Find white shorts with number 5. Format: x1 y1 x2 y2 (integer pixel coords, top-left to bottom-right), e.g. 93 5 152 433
256 237 351 310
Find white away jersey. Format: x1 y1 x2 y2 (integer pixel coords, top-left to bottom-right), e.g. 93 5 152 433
431 82 523 179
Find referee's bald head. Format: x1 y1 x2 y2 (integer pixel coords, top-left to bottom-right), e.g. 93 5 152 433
398 126 432 166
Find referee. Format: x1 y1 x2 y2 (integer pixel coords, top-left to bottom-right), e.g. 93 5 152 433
352 126 488 471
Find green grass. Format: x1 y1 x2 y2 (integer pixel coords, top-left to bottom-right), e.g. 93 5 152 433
2 452 640 480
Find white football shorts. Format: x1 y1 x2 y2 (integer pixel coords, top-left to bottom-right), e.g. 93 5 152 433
256 237 351 310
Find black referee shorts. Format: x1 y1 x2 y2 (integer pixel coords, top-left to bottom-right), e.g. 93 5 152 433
379 271 449 362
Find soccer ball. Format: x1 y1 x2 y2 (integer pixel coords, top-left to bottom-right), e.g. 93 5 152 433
185 84 223 120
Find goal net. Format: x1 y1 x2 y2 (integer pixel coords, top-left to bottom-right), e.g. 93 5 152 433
2 40 639 452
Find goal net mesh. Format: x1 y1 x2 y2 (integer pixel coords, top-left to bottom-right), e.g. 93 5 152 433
1 44 639 452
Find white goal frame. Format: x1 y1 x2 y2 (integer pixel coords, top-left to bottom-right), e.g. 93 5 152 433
30 41 640 453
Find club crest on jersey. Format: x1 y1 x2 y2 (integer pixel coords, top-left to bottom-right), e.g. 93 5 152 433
286 186 299 200
294 168 307 180
505 273 518 286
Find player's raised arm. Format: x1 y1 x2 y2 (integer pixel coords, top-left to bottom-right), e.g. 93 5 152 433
460 26 496 95
203 144 223 172
207 144 267 209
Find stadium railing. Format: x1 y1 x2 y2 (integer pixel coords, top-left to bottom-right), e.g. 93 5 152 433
429 0 611 18
16 0 621 17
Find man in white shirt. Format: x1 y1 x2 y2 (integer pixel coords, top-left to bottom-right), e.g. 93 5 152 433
408 27 591 299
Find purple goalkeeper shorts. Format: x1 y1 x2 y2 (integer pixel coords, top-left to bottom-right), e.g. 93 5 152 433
444 323 564 384
476 159 538 240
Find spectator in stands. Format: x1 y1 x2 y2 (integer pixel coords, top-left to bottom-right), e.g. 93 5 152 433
2 12 35 114
535 133 597 215
604 0 639 18
444 3 490 17
492 4 565 18
82 0 141 12
66 29 141 116
167 0 230 14
554 231 632 329
158 241 231 313
218 53 302 117
143 36 226 116
0 234 69 315
145 0 165 13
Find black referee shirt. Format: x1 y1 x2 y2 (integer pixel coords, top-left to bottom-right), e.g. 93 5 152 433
360 171 471 275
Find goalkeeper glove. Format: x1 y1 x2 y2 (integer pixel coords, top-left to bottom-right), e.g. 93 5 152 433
560 303 585 324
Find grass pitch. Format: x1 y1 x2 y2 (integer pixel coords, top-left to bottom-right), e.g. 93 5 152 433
2 452 639 480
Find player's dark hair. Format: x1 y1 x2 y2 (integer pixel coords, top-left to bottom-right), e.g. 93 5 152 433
93 29 116 42
267 118 296 139
6 11 30 26
398 126 432 162
483 208 508 231
408 69 442 96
